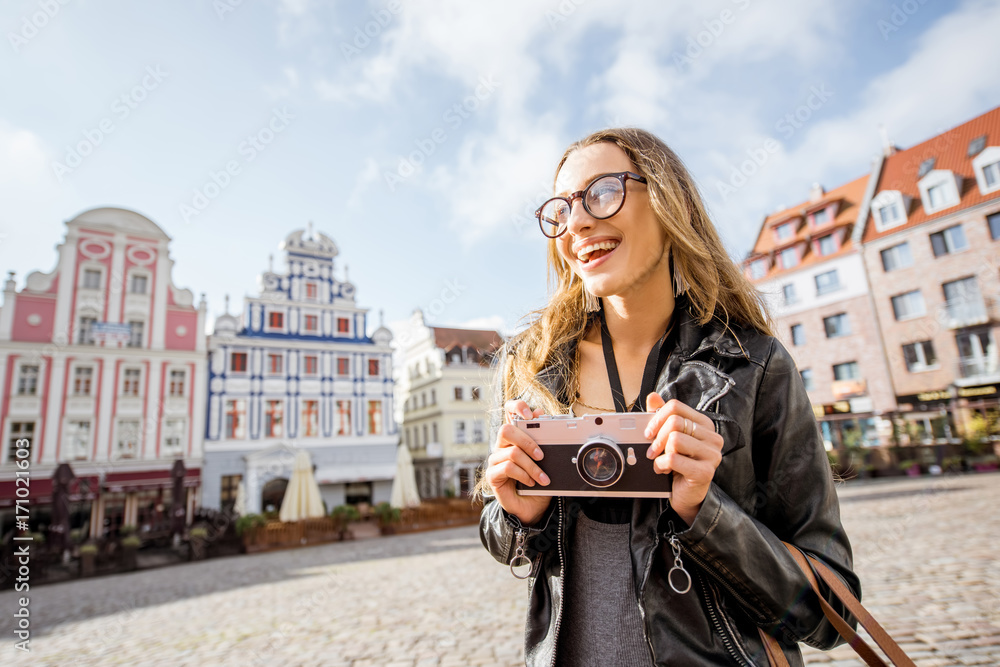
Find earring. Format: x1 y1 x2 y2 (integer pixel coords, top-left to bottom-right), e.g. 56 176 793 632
673 254 689 297
583 286 600 312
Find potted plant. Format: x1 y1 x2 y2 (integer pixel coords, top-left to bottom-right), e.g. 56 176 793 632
897 459 920 477
79 543 98 577
189 525 209 560
374 502 402 535
330 505 361 540
120 534 141 571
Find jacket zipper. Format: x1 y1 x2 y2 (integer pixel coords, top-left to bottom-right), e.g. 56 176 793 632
548 497 565 667
637 517 663 665
698 574 755 667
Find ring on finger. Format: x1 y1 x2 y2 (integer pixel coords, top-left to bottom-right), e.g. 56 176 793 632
683 418 692 437
691 421 697 438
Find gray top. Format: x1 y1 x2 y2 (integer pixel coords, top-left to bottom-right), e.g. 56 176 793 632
556 512 655 667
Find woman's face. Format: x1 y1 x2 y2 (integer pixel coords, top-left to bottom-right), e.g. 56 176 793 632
553 142 669 300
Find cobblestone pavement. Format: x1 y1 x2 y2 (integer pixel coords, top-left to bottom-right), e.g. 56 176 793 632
1 472 998 666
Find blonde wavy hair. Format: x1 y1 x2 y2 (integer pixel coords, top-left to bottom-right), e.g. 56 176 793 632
500 127 774 417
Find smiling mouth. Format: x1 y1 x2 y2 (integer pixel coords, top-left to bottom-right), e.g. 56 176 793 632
577 240 621 263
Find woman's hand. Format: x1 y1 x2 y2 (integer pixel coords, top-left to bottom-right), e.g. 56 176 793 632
644 394 724 527
484 400 552 526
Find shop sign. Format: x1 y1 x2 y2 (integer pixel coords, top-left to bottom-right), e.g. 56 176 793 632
957 384 998 399
831 379 867 400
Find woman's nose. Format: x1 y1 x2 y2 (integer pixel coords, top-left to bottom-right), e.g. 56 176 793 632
563 198 595 236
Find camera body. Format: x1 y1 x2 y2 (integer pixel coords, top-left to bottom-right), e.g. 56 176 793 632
515 413 672 498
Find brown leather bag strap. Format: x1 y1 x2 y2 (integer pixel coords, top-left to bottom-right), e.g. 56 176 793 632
758 542 915 667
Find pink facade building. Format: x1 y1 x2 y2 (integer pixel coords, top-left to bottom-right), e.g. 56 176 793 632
0 208 207 541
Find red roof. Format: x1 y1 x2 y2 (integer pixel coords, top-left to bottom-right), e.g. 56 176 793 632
863 104 1000 243
746 174 869 280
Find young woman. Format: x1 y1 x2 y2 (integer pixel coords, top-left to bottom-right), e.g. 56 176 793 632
479 128 859 666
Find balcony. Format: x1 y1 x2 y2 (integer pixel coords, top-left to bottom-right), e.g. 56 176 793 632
944 298 988 329
958 357 1000 383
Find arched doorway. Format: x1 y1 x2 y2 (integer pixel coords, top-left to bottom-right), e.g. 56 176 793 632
261 478 288 513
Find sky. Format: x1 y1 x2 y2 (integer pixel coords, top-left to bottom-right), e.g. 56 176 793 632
2 0 1000 342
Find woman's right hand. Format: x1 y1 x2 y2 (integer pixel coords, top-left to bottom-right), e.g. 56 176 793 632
484 400 553 526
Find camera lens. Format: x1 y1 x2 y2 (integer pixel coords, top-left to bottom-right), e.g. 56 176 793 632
575 438 624 488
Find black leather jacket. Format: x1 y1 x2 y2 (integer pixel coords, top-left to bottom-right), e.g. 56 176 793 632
480 303 860 666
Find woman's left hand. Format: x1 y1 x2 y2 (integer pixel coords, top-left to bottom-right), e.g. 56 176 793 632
644 394 724 527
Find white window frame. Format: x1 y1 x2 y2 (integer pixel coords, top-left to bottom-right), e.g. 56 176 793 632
115 419 141 459
880 242 913 272
774 221 795 241
815 269 841 296
832 361 860 381
903 341 938 373
267 352 284 376
972 146 1000 195
168 368 186 397
790 324 805 346
128 271 150 295
454 419 467 444
163 418 186 457
302 310 320 334
930 224 969 257
816 234 837 257
81 267 103 290
891 290 927 321
800 369 814 391
779 247 799 270
127 319 145 348
265 308 287 333
871 190 909 232
66 419 92 461
749 258 768 280
823 313 851 339
16 363 40 396
122 367 142 397
918 170 962 214
73 365 94 396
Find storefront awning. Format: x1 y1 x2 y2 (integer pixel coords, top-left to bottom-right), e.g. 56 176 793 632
314 463 395 485
104 468 201 493
0 474 100 508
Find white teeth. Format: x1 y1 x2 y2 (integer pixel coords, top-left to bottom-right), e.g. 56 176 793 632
577 240 620 262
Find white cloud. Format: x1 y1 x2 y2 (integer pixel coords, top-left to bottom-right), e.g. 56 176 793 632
0 120 48 185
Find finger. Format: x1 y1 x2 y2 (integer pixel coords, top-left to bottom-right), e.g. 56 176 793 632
490 459 540 488
653 446 719 482
645 392 665 412
646 414 687 459
531 407 546 418
644 398 714 439
504 444 551 486
496 423 544 461
504 399 534 422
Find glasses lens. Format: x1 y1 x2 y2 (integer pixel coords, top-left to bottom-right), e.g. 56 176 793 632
539 199 570 237
585 176 625 219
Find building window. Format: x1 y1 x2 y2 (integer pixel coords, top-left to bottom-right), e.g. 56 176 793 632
880 242 913 272
129 274 148 294
265 400 283 438
983 160 1000 188
337 317 350 334
8 422 35 463
943 277 986 325
799 369 814 391
749 259 767 279
66 420 91 460
78 316 96 344
782 283 796 305
368 359 380 376
73 366 93 395
305 282 318 300
82 269 101 289
989 212 1000 240
230 352 248 373
268 353 283 375
432 421 438 442
930 224 968 257
169 369 186 397
790 324 805 346
127 320 144 348
774 222 794 241
833 361 860 381
337 357 349 376
304 355 319 375
823 313 851 338
268 311 284 329
421 424 428 446
816 235 835 256
336 400 352 436
430 388 436 405
116 419 141 459
220 474 242 511
454 420 467 444
876 201 902 227
302 400 319 437
122 368 141 396
164 418 184 456
957 329 996 379
471 386 481 401
811 208 829 226
779 247 799 269
891 290 926 321
454 386 463 401
903 341 938 372
225 399 246 439
17 365 39 396
927 183 948 209
367 400 383 435
472 419 485 443
303 314 318 332
814 269 840 296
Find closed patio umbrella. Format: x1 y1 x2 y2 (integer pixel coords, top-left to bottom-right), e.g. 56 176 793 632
279 450 325 522
390 444 421 509
233 480 247 516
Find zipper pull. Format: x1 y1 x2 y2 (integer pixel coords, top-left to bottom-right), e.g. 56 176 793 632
509 528 532 580
666 521 692 594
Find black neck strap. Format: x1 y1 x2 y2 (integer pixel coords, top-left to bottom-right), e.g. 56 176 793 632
598 306 674 413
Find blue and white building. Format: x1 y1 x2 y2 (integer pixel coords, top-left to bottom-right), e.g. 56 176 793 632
202 228 396 513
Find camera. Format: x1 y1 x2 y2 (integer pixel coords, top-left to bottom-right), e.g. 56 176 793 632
514 413 672 498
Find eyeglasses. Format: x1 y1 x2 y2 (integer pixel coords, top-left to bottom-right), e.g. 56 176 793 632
535 171 647 238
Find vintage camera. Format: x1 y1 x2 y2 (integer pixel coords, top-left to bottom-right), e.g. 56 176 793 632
514 413 671 498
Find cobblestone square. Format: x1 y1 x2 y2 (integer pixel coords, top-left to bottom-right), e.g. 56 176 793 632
2 473 999 666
